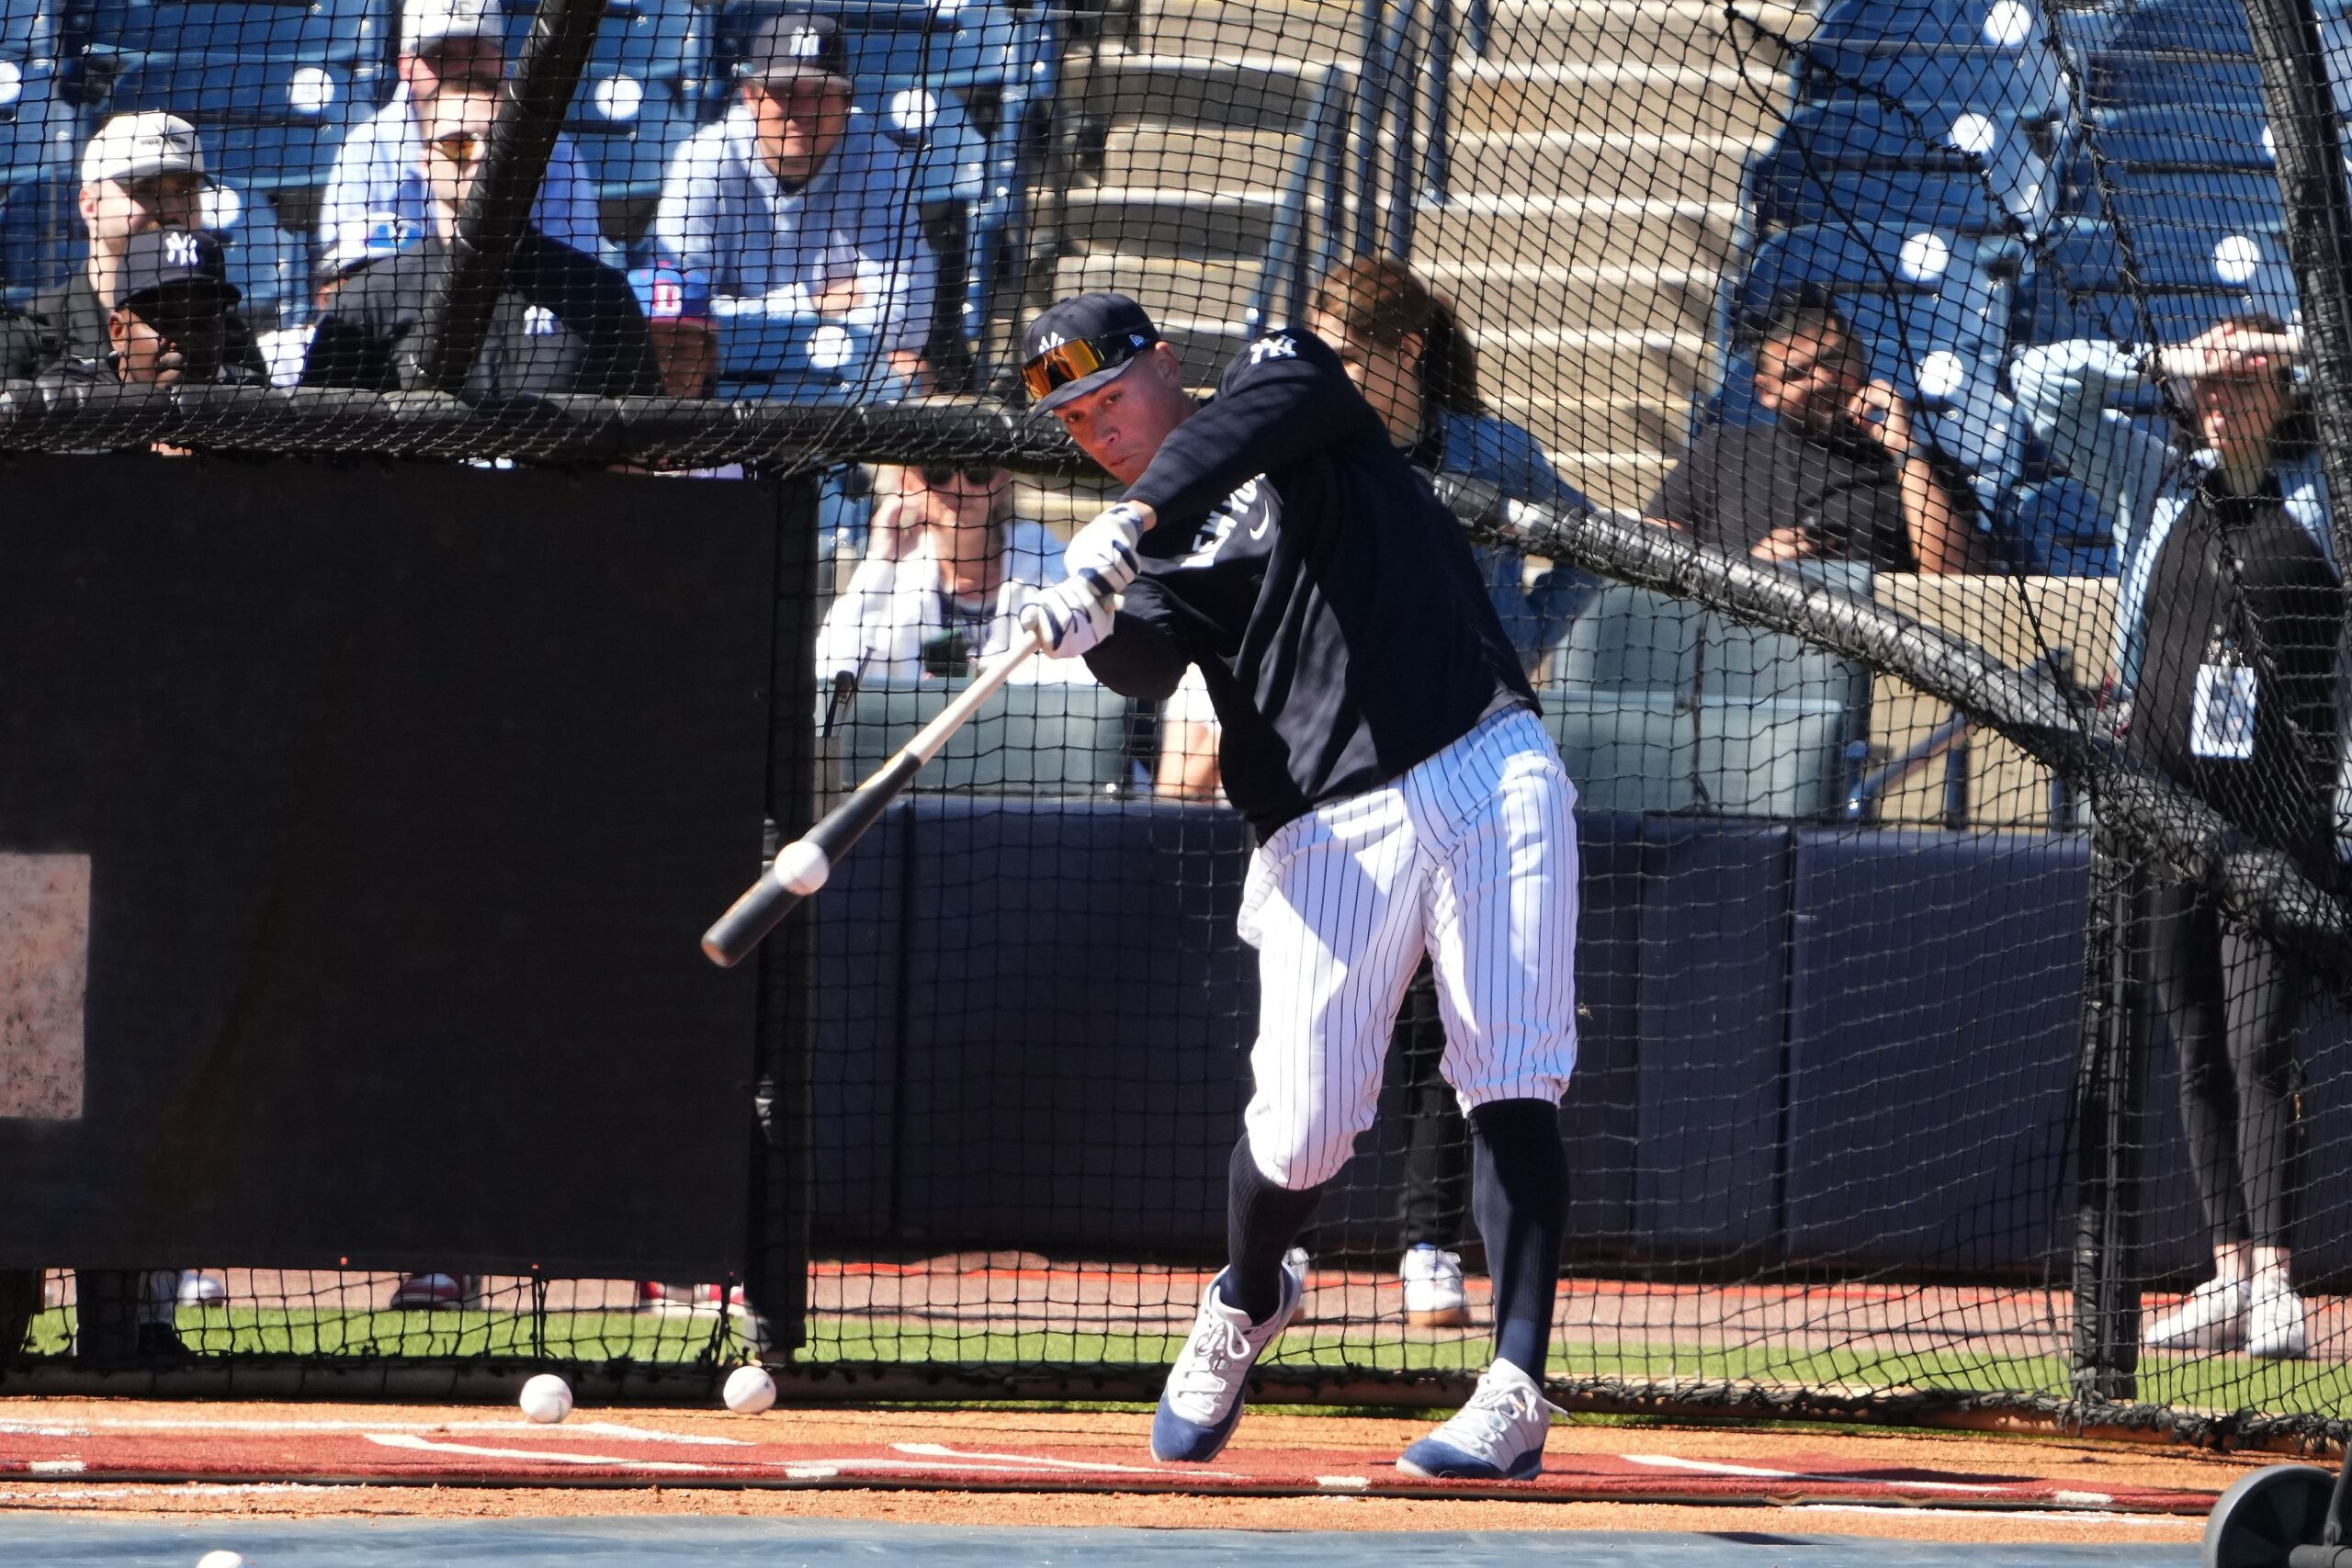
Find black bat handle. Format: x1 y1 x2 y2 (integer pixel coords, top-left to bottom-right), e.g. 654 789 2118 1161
700 751 920 967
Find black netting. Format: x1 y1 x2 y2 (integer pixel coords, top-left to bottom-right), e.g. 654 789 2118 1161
4 0 2352 1447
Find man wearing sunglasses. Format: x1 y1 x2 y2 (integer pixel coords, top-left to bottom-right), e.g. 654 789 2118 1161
652 14 933 383
1016 292 1579 1483
301 85 660 400
320 0 602 273
3 113 268 384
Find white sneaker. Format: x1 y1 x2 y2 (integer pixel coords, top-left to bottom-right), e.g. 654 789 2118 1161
1282 1247 1309 1313
1401 1244 1470 1327
175 1270 225 1306
1150 1265 1301 1462
1397 1358 1560 1480
2145 1277 2250 1352
2249 1279 2310 1359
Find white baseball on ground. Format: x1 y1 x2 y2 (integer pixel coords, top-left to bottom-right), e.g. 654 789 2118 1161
723 1363 777 1414
518 1371 573 1424
194 1551 250 1568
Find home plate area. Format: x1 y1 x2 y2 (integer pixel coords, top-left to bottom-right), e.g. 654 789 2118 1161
0 1414 2223 1512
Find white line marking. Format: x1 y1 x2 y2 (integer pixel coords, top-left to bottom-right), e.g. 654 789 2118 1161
0 1422 85 1437
1798 1504 2185 1525
890 1442 1223 1477
27 1460 83 1473
90 1417 749 1446
1316 1475 1371 1489
2056 1489 2117 1506
1623 1453 2002 1493
362 1434 716 1472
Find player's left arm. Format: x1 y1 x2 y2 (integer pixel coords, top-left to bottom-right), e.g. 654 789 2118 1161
1122 329 1382 530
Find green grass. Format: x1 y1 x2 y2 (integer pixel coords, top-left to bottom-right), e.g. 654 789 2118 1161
25 1306 2352 1422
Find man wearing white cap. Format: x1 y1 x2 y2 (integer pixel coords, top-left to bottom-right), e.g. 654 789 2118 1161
318 0 602 272
6 112 266 378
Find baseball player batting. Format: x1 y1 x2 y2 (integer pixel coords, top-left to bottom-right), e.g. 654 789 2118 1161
1016 293 1578 1480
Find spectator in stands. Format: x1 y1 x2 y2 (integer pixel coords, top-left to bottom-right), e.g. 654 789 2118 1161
816 438 1066 686
35 228 259 394
320 0 603 271
2012 317 2342 1361
1643 297 1989 574
1 114 268 382
301 85 662 398
651 14 933 384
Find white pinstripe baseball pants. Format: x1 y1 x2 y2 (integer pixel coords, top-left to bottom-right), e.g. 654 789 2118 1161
1235 706 1579 1190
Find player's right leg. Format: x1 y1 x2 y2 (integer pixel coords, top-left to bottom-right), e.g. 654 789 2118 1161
1153 787 1426 1463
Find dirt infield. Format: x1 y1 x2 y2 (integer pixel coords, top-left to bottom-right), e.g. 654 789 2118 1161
0 1399 2294 1544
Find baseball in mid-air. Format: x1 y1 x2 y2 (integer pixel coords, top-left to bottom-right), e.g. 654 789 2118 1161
519 1371 573 1424
194 1551 250 1568
722 1363 777 1414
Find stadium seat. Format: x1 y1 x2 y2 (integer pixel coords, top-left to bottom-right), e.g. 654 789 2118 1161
1811 0 2051 51
1754 99 2052 236
0 62 78 189
2014 222 2297 347
0 0 51 62
712 299 901 401
85 0 378 62
218 209 307 325
0 174 76 302
1692 700 1858 818
2085 103 2275 172
2002 476 2120 576
106 55 366 127
2088 51 2265 113
1546 691 1697 815
2075 164 2286 235
838 678 1131 794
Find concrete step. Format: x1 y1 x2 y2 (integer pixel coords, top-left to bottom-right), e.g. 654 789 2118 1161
1060 184 1740 265
1128 0 1809 73
1549 448 1676 513
1054 251 1721 344
1078 52 1790 141
1100 124 1764 206
1449 58 1791 140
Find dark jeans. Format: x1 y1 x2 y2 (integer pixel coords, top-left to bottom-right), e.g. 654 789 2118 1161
2145 882 2307 1250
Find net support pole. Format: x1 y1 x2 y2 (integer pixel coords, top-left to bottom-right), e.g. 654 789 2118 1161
2070 825 2150 1404
2240 0 2352 592
404 0 606 393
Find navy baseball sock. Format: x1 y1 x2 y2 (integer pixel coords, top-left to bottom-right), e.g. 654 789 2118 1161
1223 1135 1322 1325
1469 1099 1568 1379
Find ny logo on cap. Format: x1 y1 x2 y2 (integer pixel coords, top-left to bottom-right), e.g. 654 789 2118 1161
164 231 200 267
1035 331 1068 351
789 28 822 57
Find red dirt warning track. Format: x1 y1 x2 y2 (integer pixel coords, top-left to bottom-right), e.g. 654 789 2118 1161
0 1413 2232 1513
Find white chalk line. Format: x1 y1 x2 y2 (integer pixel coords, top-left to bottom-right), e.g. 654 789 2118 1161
1623 1453 2002 1493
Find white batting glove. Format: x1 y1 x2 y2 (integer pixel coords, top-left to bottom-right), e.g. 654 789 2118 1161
1021 578 1115 659
1063 502 1148 597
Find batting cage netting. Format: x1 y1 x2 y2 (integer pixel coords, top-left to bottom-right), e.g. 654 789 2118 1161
0 0 2350 1448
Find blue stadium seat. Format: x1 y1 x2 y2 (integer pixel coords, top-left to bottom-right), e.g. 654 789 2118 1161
0 62 77 188
1736 223 2010 357
107 55 365 126
1800 41 2072 124
712 299 901 401
2016 222 2298 347
0 174 75 301
500 0 699 87
1752 99 2047 234
218 209 306 325
565 95 694 199
2088 51 2266 111
1812 0 2052 51
0 0 52 61
2002 476 2120 576
205 120 346 193
2086 103 2274 171
2077 164 2286 234
86 0 376 61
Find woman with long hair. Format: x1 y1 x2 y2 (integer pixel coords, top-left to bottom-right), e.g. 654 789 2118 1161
2014 314 2343 1359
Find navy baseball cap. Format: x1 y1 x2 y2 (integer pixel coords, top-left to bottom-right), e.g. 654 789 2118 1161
745 14 853 87
112 226 238 311
1021 292 1159 413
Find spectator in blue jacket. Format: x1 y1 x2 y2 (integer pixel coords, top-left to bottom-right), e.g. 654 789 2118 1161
320 0 604 271
651 14 933 384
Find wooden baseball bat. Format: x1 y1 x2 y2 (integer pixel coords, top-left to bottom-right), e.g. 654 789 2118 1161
701 625 1047 968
